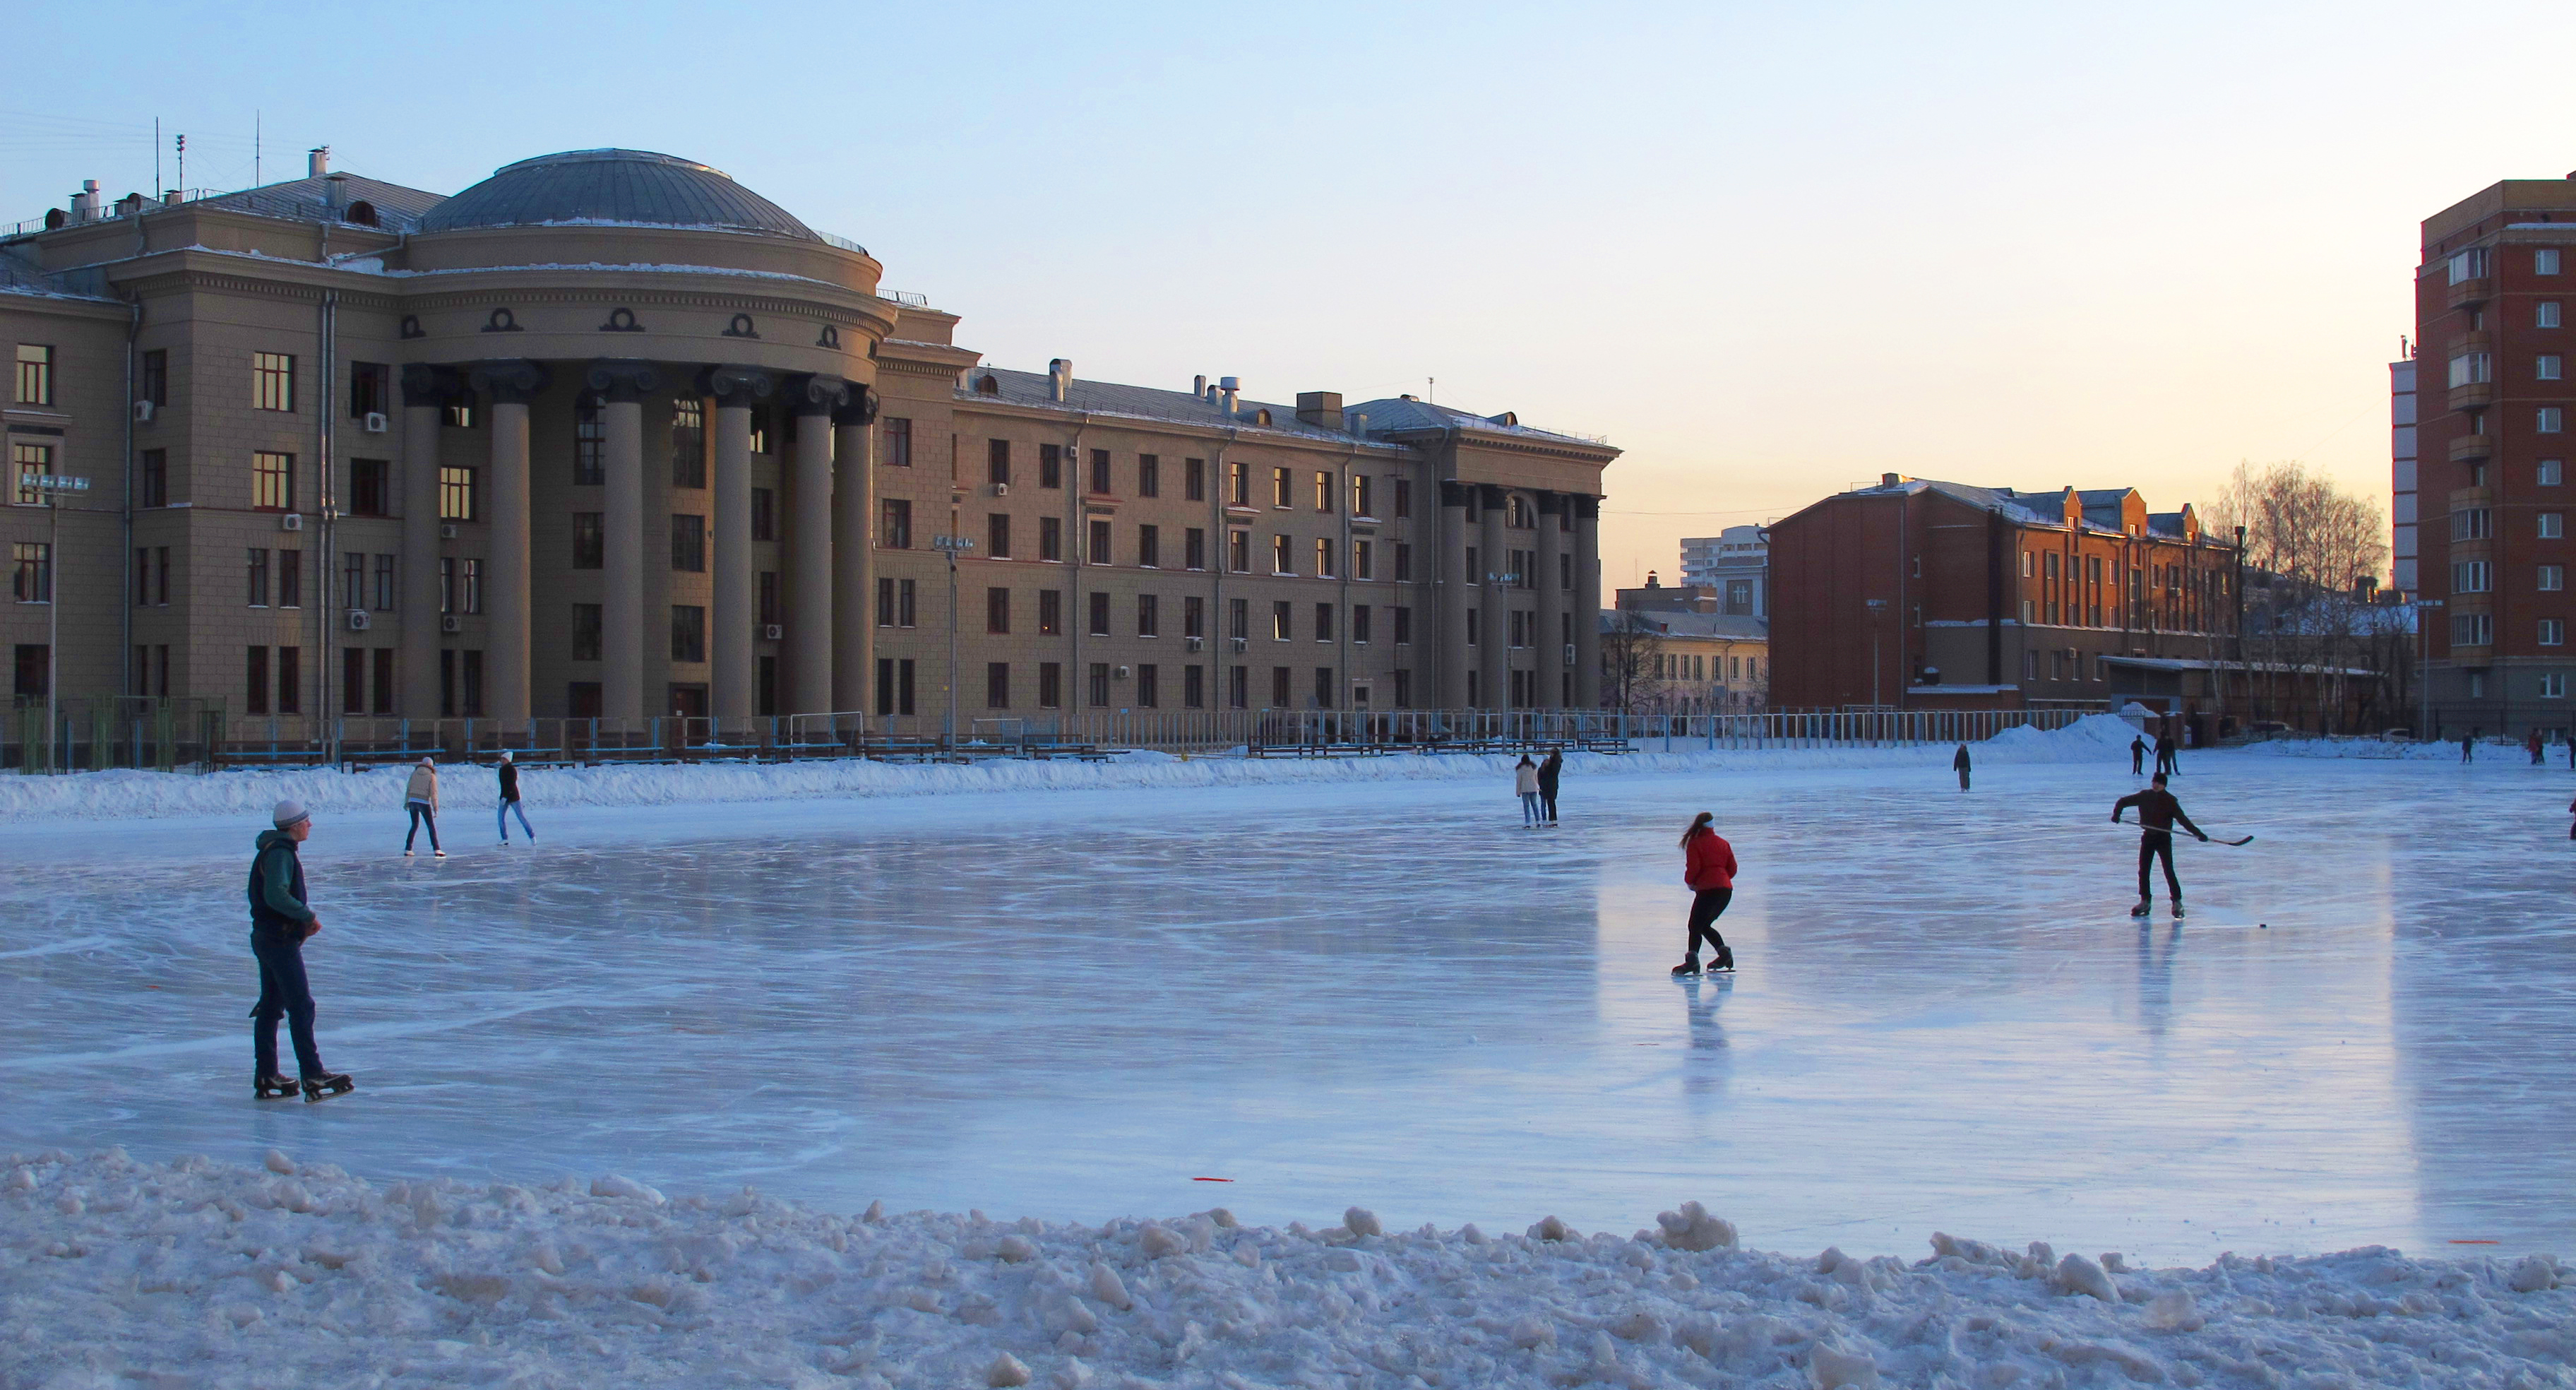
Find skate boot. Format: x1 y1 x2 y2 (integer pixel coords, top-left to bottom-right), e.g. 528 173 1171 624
403 849 415 857
432 850 447 859
300 1071 355 1103
2171 902 2187 919
2129 899 2152 917
1712 948 1736 973
254 1073 299 1100
1670 958 1701 978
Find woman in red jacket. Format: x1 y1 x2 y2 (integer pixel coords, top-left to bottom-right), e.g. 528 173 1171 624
1674 812 1738 976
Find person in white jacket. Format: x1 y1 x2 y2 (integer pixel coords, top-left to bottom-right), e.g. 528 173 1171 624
1514 754 1542 827
402 756 444 858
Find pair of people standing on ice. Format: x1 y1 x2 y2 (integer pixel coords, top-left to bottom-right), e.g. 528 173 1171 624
400 753 533 856
1512 749 1563 828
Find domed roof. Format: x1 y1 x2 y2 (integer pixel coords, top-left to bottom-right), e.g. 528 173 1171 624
419 149 819 242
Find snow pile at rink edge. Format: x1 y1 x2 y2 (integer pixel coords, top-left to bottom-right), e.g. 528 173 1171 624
9 1150 2570 1390
0 715 2149 824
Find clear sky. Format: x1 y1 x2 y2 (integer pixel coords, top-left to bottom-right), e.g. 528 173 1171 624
9 0 2575 596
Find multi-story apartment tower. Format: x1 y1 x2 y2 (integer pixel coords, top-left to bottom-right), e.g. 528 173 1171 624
0 148 1614 742
2415 177 2576 735
1678 524 1767 617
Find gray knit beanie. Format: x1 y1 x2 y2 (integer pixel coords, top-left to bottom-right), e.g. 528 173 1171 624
272 799 310 829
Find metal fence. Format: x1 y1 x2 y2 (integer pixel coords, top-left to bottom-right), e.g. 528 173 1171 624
4 701 2095 773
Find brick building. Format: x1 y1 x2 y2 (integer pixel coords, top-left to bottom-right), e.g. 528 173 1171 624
2412 175 2576 736
1768 475 2241 727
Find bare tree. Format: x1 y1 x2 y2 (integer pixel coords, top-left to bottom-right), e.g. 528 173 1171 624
2205 461 2391 732
1599 606 1666 713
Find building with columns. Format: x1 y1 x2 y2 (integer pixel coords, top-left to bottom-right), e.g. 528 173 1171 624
1 148 1616 738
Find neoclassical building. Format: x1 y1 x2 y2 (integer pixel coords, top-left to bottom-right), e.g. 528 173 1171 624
1 148 1615 734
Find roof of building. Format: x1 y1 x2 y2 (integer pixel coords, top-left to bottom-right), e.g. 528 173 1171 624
1837 477 2219 542
1597 610 1769 641
419 150 819 242
196 172 448 233
1340 393 1609 448
960 368 1375 444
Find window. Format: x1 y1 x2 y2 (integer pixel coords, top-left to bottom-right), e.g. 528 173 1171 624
1395 543 1412 582
1227 530 1249 572
1392 669 1412 708
14 344 53 405
11 542 49 602
275 645 302 715
246 548 269 607
1039 444 1062 489
1314 667 1334 708
140 449 169 509
881 498 912 549
990 439 1013 487
1183 595 1205 638
1272 600 1293 641
1039 663 1062 709
1138 592 1159 636
2544 355 2565 382
572 604 603 661
342 648 364 713
2544 512 2566 539
278 550 301 608
1272 467 1293 508
374 554 395 610
988 513 1012 558
1394 479 1412 518
877 576 895 626
2449 352 2492 387
752 487 776 542
1135 663 1158 708
1352 604 1372 643
444 396 477 430
898 578 917 626
1227 461 1248 506
1228 664 1248 709
1089 518 1111 564
2546 408 2568 434
573 398 605 485
349 360 389 418
1313 471 1333 512
671 397 705 487
1090 449 1112 495
245 646 268 715
13 442 46 504
1184 663 1205 708
253 451 295 511
1040 516 1063 562
2447 248 2489 284
1314 602 1334 641
746 408 771 456
1139 455 1159 497
1272 534 1293 574
1186 458 1205 501
1229 597 1248 641
2453 560 2493 593
2453 612 2493 646
1314 537 1335 577
251 352 294 412
438 465 476 521
673 514 707 571
2453 509 2493 540
2022 651 2037 681
2544 302 2565 330
2543 249 2565 276
2547 673 2570 699
2544 619 2567 646
1393 606 1412 645
1272 666 1291 707
1039 588 1062 636
454 558 483 614
573 513 604 569
1353 540 1373 581
1352 474 1373 517
987 662 1010 709
672 605 707 663
1088 662 1110 708
140 349 167 408
1186 527 1205 570
986 586 1011 634
2546 564 2568 591
2546 460 2566 486
758 571 780 627
1138 524 1159 568
1088 590 1110 636
347 457 386 516
883 417 912 467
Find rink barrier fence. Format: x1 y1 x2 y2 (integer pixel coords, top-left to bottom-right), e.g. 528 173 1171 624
2 701 2095 773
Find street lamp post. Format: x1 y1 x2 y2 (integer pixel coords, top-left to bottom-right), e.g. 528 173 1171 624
931 533 975 749
32 473 89 772
1864 598 1889 708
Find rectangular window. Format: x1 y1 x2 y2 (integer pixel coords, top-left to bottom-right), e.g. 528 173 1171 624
1272 466 1293 508
1395 543 1413 582
1039 662 1062 710
2544 512 2566 539
1135 663 1158 708
1184 663 1205 708
1089 518 1111 564
347 456 386 516
2542 249 2565 276
1088 589 1110 636
11 345 50 406
279 646 305 713
246 548 269 607
1393 606 1412 645
1314 667 1335 708
883 417 912 467
1228 530 1250 572
2544 564 2566 591
1229 664 1248 708
1088 662 1110 708
2454 508 2494 540
2546 460 2566 487
1186 457 1206 501
1138 524 1159 568
374 554 395 610
1466 609 1479 647
2449 352 2493 388
349 360 389 418
878 576 895 626
1353 604 1373 643
278 550 301 608
1227 461 1248 506
245 646 268 714
1352 474 1373 518
1039 588 1063 636
1353 540 1373 581
1272 533 1293 574
1229 597 1248 641
371 648 392 713
1040 516 1063 562
899 578 916 627
2454 612 2494 646
987 586 1011 634
1185 527 1206 570
990 439 1014 487
254 451 295 511
2544 302 2565 330
140 349 167 408
573 398 604 485
1138 591 1159 637
1314 537 1335 577
1314 471 1334 512
1393 669 1412 708
1090 448 1112 495
573 513 604 569
140 448 168 509
445 396 477 429
2542 407 2568 435
1183 595 1205 638
572 603 603 661
13 442 45 504
881 498 912 549
2543 619 2567 646
2447 247 2490 284
988 513 1012 558
671 397 706 487
2543 355 2565 382
11 542 50 602
1039 444 1062 489
1271 665 1291 708
987 662 1010 709
439 557 453 613
342 646 364 714
155 548 174 608
1138 454 1159 497
746 409 770 456
672 605 708 663
673 513 708 571
457 558 482 614
2453 560 2493 593
758 570 780 627
2547 673 2570 699
1394 479 1412 518
438 465 476 521
751 487 777 542
1314 602 1334 641
1272 600 1293 641
251 352 294 412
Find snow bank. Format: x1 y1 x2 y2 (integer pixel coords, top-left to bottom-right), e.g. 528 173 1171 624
8 1149 2568 1389
2240 734 2535 761
0 716 2146 824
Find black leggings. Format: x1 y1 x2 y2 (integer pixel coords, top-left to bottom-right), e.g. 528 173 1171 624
2137 834 2180 901
1686 888 1733 962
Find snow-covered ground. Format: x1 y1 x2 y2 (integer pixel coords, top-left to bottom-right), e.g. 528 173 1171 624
6 727 2574 1386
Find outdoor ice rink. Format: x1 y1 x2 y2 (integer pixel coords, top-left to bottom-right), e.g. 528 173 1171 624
4 751 2568 1265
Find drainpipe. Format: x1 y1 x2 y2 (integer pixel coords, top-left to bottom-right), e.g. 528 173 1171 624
1209 427 1238 727
1064 412 1088 731
1337 436 1359 718
316 291 338 762
121 292 141 703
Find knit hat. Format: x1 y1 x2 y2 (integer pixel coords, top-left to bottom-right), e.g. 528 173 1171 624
272 799 310 829
499 750 513 762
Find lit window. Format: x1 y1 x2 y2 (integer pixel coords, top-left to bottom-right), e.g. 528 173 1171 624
252 452 295 511
252 352 294 412
438 465 477 521
1272 534 1293 574
13 344 52 405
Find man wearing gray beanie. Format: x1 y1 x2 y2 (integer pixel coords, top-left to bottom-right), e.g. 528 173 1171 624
247 799 352 1101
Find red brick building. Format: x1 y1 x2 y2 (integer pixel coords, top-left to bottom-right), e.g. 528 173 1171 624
2414 177 2576 737
1769 476 2241 725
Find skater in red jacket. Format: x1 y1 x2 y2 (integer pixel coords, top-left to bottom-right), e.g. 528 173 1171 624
1673 812 1739 977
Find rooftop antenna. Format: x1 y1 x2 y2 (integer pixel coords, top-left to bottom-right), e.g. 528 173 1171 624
174 133 184 197
254 111 261 186
153 119 160 197
1427 376 1436 405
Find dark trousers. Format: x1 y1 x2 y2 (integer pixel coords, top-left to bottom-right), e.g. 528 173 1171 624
2131 752 2144 774
2157 751 2177 776
250 932 323 1079
405 802 441 852
1540 788 1558 822
1686 887 1733 963
1957 768 1970 790
2136 834 2181 902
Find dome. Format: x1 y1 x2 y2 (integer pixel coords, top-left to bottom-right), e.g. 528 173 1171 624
419 149 820 242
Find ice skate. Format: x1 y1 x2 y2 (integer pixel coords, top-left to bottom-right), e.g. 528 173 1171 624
2130 899 2152 917
403 849 415 857
433 849 447 859
300 1071 354 1103
254 1073 299 1100
2171 902 2187 919
1711 949 1736 973
1670 958 1701 978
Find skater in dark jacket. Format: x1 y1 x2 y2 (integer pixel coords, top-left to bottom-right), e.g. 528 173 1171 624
2462 730 2476 763
247 800 351 1100
2130 735 2147 776
1537 749 1563 826
1953 744 1972 791
1672 812 1739 976
2113 773 2207 918
2154 732 2179 777
496 750 535 845
2529 730 2546 766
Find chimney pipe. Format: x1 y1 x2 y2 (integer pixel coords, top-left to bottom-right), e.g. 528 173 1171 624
1351 412 1369 436
1192 374 1207 398
1048 357 1071 403
323 172 347 212
308 147 330 179
1880 473 1901 488
73 179 102 223
1219 375 1239 415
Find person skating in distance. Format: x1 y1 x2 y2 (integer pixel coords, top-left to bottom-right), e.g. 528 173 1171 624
1671 812 1738 977
2130 734 2147 776
1514 754 1542 828
1954 743 1972 791
496 749 535 845
2113 772 2207 919
402 756 444 858
247 800 352 1101
1537 747 1564 827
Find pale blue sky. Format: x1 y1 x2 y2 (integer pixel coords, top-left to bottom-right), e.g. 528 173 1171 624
9 1 2574 587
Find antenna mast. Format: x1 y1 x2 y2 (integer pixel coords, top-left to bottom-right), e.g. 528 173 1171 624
255 111 261 186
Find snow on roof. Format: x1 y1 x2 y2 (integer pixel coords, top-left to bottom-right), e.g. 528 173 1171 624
196 172 448 232
959 368 1385 445
1340 393 1611 448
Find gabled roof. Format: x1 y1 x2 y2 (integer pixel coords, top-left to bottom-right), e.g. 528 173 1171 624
196 173 448 232
1835 476 2221 542
1342 394 1608 448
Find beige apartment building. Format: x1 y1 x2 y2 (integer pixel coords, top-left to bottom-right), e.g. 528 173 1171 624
1 148 1615 743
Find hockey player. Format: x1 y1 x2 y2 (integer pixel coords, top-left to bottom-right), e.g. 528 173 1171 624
2113 773 2207 918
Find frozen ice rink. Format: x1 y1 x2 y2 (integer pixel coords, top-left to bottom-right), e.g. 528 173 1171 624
4 752 2569 1264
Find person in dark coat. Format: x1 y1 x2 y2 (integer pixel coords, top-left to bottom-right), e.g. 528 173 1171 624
2130 735 2147 776
496 749 535 845
2113 773 2208 918
2462 730 2476 764
1953 744 1972 791
1537 748 1564 826
247 800 350 1099
2154 732 2179 778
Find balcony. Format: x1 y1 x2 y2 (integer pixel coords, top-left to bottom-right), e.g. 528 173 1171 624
2449 277 2493 310
2450 433 2496 461
2447 331 2491 358
2449 382 2496 412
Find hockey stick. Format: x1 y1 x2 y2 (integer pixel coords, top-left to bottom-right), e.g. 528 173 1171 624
2113 822 2253 846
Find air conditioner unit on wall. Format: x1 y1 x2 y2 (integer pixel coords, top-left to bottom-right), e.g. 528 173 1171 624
441 614 463 634
347 610 371 631
1229 636 1247 653
1563 643 1578 667
439 523 458 540
762 624 783 641
279 513 304 532
991 482 1010 497
1184 636 1203 652
363 412 388 433
1114 665 1131 679
132 400 154 422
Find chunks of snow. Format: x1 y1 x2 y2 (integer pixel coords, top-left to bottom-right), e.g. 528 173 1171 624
1529 1214 1575 1242
2054 1251 2119 1302
588 1172 664 1204
986 1352 1032 1386
2510 1254 2562 1293
1655 1201 1737 1252
1342 1205 1382 1237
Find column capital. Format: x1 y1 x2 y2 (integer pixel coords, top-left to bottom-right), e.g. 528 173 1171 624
1573 494 1600 521
783 372 849 418
470 359 550 405
1477 482 1509 510
1535 490 1566 516
585 358 661 403
399 362 462 408
699 363 775 408
1438 480 1474 509
831 383 881 427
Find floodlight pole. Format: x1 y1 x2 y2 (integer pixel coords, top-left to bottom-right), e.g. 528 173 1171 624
931 534 976 749
37 475 90 772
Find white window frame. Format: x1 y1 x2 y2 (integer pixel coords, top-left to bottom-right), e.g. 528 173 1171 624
2542 302 2566 329
2545 673 2570 699
2543 355 2565 382
2544 459 2566 487
2542 407 2566 435
2541 248 2565 276
2453 560 2493 594
2450 352 2493 388
2544 512 2567 540
2542 564 2566 592
2542 618 2567 647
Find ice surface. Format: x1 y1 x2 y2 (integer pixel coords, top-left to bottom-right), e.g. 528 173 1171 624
4 751 2573 1269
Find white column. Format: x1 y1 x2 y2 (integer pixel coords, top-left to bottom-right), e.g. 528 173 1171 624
1535 491 1566 708
832 391 876 713
785 375 844 716
588 360 657 723
397 365 448 718
1574 496 1603 708
1478 485 1507 709
472 359 545 726
703 365 770 720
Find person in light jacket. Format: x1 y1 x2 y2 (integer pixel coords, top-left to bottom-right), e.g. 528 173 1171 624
1514 755 1542 827
403 756 445 858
